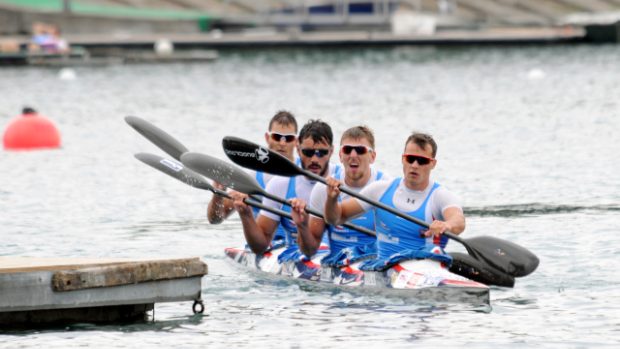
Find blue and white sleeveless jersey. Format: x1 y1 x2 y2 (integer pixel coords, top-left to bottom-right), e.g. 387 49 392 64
248 158 301 242
309 168 388 253
259 162 342 246
356 178 462 258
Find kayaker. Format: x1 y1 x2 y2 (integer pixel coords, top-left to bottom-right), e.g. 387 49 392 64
231 119 342 256
207 110 298 245
290 125 391 266
324 132 464 270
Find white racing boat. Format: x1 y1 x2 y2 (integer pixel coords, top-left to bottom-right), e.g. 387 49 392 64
224 246 491 306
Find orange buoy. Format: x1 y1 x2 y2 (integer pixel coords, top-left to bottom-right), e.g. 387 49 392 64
3 108 61 150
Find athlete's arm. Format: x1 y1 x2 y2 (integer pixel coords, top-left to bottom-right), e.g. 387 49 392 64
207 181 235 224
232 194 278 254
324 177 365 226
425 187 466 237
290 199 325 257
426 207 465 237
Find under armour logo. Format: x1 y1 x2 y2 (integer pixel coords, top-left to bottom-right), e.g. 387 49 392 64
256 147 270 163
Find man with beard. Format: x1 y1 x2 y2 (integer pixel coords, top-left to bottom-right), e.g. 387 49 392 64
290 125 390 266
207 110 298 244
232 119 341 256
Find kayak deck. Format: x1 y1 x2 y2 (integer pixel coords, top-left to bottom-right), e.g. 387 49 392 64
225 247 490 306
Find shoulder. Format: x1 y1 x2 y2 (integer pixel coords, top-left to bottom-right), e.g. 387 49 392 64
432 182 456 197
430 182 462 208
361 178 394 196
372 168 393 183
265 175 291 193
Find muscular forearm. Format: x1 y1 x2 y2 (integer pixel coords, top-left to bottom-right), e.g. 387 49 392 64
239 213 271 254
442 208 466 235
297 219 323 257
207 195 234 224
445 216 465 235
324 196 342 225
296 225 316 257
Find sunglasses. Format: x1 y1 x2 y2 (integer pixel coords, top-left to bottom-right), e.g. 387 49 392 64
300 148 330 158
268 132 296 143
341 144 373 155
402 154 434 165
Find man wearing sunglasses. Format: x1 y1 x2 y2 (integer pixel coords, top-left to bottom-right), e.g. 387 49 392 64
207 111 298 247
232 119 342 257
290 126 391 266
324 132 465 270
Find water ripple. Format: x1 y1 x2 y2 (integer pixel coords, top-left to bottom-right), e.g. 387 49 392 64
465 203 620 217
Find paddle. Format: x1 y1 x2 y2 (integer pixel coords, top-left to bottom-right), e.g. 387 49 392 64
179 152 378 238
134 152 295 221
125 116 188 161
221 136 539 278
139 153 514 287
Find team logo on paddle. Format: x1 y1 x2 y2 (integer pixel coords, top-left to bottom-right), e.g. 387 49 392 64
256 146 269 163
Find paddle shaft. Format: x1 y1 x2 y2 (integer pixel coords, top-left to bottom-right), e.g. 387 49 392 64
135 152 298 223
300 168 466 240
251 186 376 237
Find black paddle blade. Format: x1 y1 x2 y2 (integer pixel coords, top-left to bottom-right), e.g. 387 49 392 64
135 153 213 191
180 152 264 196
467 236 539 277
125 116 189 161
222 136 300 176
449 252 515 288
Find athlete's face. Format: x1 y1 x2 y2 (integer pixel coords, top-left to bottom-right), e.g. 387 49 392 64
402 141 436 191
265 122 297 161
339 136 375 183
297 137 333 177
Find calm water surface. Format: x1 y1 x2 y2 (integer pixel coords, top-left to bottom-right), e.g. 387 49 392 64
1 45 619 348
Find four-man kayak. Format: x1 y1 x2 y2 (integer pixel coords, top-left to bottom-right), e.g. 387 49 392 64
225 246 490 306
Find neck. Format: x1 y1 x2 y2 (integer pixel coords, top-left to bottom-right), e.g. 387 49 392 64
404 179 429 191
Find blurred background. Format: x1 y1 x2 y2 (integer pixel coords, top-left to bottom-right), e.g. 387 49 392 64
2 0 620 60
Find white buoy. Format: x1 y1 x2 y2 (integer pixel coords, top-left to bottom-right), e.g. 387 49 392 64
154 39 174 55
526 68 545 80
58 68 76 80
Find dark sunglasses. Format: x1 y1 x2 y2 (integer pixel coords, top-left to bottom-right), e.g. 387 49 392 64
301 148 330 158
402 154 434 165
341 144 373 155
268 132 296 143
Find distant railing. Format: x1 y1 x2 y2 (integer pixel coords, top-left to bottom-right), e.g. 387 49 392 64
220 0 400 26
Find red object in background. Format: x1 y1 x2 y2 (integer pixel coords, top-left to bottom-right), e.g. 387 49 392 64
3 111 61 150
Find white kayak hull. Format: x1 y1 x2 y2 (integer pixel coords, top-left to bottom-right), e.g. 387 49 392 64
225 247 490 306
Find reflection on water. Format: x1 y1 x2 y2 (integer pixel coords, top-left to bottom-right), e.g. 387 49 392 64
1 45 620 346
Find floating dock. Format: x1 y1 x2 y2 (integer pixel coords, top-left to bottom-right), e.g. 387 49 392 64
0 256 207 327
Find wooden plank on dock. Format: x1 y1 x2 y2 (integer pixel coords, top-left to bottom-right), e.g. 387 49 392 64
51 257 207 291
0 256 208 325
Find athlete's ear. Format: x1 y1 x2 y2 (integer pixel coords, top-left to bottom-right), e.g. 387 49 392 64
369 150 376 164
264 132 270 144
